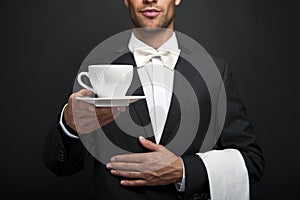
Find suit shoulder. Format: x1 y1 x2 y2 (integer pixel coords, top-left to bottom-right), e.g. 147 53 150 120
211 56 228 70
210 56 229 77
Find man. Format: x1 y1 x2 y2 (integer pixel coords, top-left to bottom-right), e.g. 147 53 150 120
44 0 264 199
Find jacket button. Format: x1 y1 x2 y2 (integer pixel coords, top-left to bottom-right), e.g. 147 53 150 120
56 148 65 162
193 193 208 200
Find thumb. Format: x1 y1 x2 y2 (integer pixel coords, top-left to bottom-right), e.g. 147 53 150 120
139 136 160 151
78 89 94 97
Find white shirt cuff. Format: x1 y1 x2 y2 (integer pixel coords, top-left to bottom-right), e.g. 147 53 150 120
197 149 249 200
175 158 186 192
59 104 79 139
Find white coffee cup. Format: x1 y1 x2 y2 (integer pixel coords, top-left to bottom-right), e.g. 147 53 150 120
77 64 133 97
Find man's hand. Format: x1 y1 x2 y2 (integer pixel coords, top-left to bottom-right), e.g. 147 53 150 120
107 136 183 186
63 89 126 134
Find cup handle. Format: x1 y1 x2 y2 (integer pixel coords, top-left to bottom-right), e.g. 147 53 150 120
77 72 95 93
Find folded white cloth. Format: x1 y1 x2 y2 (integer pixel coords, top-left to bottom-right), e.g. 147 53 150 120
197 149 249 200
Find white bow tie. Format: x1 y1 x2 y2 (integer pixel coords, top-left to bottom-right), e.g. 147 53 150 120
133 47 180 70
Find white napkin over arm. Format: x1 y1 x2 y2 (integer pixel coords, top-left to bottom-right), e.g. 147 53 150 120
197 149 250 200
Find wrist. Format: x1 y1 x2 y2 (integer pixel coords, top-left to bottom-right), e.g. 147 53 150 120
174 157 184 182
63 107 77 132
62 112 78 136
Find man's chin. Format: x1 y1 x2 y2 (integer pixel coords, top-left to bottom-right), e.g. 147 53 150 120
135 23 172 32
140 26 164 32
133 27 172 38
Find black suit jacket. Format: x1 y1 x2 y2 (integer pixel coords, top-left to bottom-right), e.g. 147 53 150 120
43 44 264 200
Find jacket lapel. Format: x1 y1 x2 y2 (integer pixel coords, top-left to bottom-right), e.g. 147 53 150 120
158 56 197 145
113 51 155 142
127 68 155 142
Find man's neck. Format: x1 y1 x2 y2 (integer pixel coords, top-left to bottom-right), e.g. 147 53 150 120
133 28 174 49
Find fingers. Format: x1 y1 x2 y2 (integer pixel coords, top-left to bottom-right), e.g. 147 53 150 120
107 162 142 172
120 180 148 186
110 170 144 179
64 89 127 133
95 107 118 115
110 153 145 163
110 170 152 186
77 89 94 97
73 101 95 111
75 106 125 128
70 89 95 111
138 136 161 151
76 121 100 134
69 89 94 105
117 107 126 113
98 115 116 127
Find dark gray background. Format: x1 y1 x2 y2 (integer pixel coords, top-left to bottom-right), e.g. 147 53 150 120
1 0 299 199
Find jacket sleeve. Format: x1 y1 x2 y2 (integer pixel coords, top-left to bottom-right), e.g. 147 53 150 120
43 118 87 177
214 61 265 184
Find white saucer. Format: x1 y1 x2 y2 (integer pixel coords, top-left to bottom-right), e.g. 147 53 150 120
75 96 146 107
